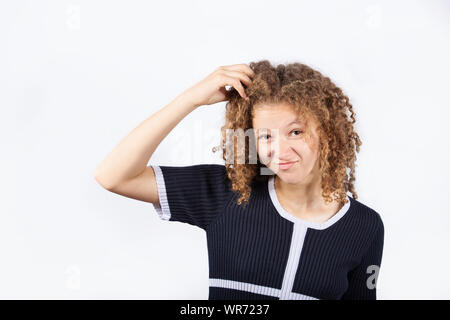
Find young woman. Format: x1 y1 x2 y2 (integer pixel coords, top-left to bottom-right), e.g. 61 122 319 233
94 61 384 300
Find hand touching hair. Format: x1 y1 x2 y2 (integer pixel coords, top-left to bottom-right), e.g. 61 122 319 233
213 60 362 208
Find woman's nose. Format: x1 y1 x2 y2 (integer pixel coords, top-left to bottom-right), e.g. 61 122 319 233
271 138 295 159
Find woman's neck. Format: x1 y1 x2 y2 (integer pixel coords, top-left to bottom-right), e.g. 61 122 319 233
274 175 342 223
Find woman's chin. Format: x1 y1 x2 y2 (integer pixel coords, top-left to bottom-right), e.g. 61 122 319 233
275 169 305 182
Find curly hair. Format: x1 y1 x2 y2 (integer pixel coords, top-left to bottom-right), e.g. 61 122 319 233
212 60 362 209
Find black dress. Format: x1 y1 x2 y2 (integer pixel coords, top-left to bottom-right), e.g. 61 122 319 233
151 163 384 300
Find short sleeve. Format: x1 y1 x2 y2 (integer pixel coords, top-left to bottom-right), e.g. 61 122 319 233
341 215 385 300
150 164 233 231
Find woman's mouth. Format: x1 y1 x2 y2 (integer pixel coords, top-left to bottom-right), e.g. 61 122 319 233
277 161 298 170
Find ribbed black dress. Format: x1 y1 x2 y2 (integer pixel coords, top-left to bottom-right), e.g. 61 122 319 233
151 163 384 300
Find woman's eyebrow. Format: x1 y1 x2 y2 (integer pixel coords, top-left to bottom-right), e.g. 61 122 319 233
256 120 303 133
285 119 302 127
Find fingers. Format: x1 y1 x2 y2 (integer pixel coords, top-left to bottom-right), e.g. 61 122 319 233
218 74 246 99
217 63 255 79
215 64 255 99
216 65 254 99
230 78 247 99
222 70 253 88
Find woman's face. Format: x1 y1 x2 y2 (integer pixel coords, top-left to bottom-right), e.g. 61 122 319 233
252 102 321 184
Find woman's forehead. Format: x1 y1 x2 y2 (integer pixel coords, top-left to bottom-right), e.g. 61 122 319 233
252 107 308 129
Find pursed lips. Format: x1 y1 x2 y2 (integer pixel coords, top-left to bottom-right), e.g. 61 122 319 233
277 160 298 165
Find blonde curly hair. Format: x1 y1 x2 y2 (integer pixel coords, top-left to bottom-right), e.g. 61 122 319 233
212 60 362 209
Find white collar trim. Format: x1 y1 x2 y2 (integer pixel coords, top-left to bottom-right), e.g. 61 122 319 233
267 175 351 230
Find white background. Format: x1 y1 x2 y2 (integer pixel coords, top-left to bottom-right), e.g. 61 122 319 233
1 0 449 299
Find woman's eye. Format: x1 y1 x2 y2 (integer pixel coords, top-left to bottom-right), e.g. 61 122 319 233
259 135 271 141
291 130 302 136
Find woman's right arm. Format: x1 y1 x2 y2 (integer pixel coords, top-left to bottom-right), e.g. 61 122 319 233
93 92 199 205
93 64 254 205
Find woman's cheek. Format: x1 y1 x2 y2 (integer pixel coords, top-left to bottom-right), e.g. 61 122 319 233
258 143 272 165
